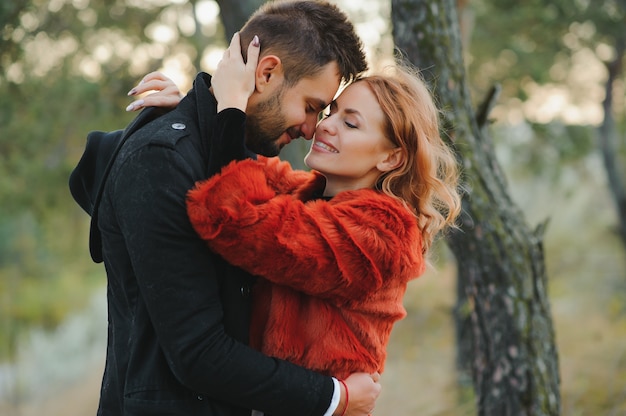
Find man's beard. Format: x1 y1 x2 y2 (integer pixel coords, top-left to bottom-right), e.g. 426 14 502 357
245 86 288 157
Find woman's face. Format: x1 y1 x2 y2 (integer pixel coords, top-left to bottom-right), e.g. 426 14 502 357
304 81 397 195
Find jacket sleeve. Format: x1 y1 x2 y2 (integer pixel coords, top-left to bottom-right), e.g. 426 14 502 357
207 108 256 176
187 157 423 302
111 143 333 416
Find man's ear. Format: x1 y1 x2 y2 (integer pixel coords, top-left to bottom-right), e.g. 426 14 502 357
255 55 283 93
377 148 405 172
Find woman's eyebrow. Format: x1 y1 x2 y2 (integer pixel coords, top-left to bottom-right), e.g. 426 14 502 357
344 108 363 121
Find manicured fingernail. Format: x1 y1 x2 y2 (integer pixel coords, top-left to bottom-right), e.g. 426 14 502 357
252 35 259 47
127 88 137 96
126 99 143 111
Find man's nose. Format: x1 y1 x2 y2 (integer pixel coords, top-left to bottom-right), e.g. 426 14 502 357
300 113 318 140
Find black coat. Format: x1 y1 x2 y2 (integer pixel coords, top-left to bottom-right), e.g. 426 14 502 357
71 73 334 416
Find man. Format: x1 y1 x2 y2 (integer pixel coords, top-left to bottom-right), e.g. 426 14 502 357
69 1 379 415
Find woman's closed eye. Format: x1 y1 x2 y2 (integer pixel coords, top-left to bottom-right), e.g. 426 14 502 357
321 110 357 129
344 120 357 129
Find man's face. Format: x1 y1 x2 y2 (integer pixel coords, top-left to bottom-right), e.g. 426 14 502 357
244 62 340 156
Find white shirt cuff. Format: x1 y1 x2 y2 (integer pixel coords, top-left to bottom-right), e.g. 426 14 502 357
323 377 341 416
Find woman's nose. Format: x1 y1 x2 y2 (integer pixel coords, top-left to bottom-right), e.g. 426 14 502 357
318 116 336 136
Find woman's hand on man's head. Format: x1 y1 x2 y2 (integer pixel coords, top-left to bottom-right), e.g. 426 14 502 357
126 71 183 112
213 32 260 113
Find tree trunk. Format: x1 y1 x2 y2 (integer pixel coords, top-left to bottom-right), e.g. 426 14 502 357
214 0 266 39
391 1 561 414
599 36 626 248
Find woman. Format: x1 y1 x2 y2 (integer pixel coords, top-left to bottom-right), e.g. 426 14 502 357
132 51 461 384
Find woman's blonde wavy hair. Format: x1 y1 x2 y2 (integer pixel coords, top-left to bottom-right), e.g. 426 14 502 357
363 62 462 252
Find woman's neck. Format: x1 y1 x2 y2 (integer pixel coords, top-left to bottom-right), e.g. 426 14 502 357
322 175 377 197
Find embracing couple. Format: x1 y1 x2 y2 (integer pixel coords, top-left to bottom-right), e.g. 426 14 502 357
69 1 461 415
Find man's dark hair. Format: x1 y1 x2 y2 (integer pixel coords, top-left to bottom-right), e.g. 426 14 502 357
239 0 368 86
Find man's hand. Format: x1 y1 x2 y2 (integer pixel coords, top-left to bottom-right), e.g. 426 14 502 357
335 372 381 416
126 71 183 112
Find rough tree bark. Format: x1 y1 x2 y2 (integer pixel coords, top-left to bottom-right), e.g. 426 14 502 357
391 0 561 415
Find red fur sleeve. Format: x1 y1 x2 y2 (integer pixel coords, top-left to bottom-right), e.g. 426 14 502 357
187 159 423 302
258 156 312 195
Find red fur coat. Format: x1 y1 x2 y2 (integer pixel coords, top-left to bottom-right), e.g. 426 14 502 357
187 156 425 379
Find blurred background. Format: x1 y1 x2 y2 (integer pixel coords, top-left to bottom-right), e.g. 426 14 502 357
0 0 624 414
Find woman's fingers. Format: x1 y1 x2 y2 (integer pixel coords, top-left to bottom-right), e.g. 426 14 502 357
229 31 242 56
212 33 260 112
246 35 260 71
126 72 182 111
128 80 166 96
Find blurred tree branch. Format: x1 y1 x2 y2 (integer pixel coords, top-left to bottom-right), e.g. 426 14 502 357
599 35 626 247
214 0 265 39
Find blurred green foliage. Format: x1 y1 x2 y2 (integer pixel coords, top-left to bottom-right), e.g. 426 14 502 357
468 0 625 188
0 0 228 361
469 0 625 95
0 57 135 358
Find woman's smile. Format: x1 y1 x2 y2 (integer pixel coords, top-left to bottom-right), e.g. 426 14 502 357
312 139 339 153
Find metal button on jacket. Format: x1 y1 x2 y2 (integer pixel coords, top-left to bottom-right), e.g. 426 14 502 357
240 285 251 298
171 123 186 130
